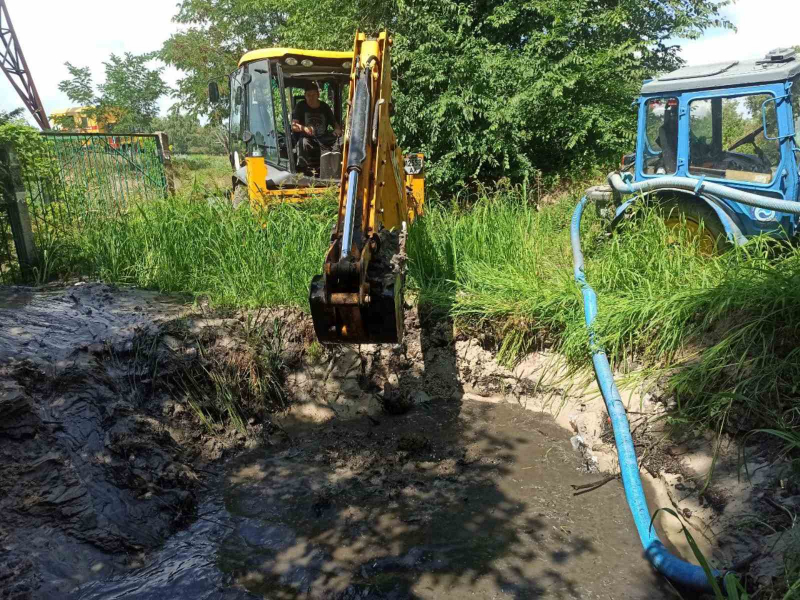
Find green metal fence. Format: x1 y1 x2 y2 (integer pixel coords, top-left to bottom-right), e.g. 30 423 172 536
0 132 170 283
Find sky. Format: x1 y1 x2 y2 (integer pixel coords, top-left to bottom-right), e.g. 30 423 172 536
2 0 799 128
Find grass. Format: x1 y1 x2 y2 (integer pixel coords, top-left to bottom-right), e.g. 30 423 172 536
176 315 289 433
410 189 800 436
56 188 336 309
171 154 231 192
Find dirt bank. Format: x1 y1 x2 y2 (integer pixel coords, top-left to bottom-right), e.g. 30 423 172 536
0 283 794 598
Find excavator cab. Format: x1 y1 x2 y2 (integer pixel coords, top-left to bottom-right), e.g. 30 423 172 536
223 49 353 206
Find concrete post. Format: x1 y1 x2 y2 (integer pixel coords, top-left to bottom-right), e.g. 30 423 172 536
0 144 36 278
154 131 175 195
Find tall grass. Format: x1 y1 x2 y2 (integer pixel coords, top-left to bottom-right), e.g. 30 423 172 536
57 191 335 308
51 181 800 435
409 187 800 434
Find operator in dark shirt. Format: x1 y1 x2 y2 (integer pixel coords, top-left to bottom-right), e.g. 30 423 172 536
291 83 342 171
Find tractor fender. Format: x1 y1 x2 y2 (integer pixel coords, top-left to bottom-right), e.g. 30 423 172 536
611 188 747 246
232 165 247 188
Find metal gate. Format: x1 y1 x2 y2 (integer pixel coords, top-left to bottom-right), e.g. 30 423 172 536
0 132 170 283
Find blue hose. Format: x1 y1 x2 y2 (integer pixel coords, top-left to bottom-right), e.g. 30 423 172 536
571 195 718 591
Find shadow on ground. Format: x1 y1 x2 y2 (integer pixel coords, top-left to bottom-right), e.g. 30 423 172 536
217 310 677 600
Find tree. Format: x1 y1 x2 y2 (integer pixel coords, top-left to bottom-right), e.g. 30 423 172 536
163 0 732 193
0 107 26 125
100 53 170 132
57 63 94 106
161 0 286 122
152 110 200 154
57 53 169 132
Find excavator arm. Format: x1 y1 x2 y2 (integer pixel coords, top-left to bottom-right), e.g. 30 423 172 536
309 31 424 345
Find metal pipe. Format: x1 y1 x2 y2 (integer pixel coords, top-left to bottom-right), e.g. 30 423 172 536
609 171 800 215
341 169 359 259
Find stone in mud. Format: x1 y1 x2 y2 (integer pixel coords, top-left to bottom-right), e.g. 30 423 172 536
410 390 431 406
378 383 413 415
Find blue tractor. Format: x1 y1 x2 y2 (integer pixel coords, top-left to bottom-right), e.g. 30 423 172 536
596 47 800 252
572 49 800 591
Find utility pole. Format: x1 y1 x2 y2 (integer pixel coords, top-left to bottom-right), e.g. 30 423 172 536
0 0 49 129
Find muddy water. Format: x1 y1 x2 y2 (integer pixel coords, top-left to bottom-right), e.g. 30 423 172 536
1 284 678 599
69 402 675 600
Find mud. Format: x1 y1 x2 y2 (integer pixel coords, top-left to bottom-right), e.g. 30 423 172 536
0 282 793 598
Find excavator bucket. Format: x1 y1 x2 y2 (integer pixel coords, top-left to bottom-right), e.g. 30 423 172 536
309 272 404 345
309 228 407 345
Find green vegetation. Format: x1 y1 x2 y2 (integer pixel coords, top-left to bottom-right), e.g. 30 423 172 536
171 154 232 191
172 312 289 433
44 178 800 445
152 111 227 155
56 190 335 308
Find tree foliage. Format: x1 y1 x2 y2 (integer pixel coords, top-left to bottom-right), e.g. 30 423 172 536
163 0 731 193
57 63 95 106
58 53 169 132
152 108 227 154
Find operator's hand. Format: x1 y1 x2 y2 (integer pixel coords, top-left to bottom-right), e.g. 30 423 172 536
304 125 315 136
334 124 343 137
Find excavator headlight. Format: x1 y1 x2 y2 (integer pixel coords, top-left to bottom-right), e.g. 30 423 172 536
301 59 314 67
285 57 298 66
342 61 352 69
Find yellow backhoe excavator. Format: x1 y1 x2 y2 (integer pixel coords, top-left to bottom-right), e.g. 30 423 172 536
211 31 424 344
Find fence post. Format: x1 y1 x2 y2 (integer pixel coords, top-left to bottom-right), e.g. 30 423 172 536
154 131 175 195
0 144 36 278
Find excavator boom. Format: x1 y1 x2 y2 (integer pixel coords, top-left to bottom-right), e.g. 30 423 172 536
309 31 424 345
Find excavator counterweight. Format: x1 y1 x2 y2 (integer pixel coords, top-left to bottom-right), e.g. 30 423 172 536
309 31 423 345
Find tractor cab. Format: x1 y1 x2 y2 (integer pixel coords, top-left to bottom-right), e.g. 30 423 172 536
222 48 353 205
633 48 800 240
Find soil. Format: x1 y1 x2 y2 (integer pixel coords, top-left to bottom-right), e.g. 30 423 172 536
0 282 795 599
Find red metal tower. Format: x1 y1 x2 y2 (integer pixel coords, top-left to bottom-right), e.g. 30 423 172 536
0 0 49 129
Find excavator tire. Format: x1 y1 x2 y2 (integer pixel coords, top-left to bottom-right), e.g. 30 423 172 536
232 185 249 209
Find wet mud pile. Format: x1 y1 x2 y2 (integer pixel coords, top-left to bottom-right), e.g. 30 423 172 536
0 284 274 598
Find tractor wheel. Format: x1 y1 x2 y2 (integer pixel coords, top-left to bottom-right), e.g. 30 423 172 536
232 185 249 209
656 195 729 255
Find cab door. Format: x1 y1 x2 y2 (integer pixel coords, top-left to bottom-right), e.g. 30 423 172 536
229 67 247 171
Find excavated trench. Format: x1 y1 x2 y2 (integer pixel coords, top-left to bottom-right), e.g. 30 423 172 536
0 283 789 599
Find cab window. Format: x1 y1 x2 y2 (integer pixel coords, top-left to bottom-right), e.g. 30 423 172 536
249 62 280 165
643 98 678 175
689 94 780 184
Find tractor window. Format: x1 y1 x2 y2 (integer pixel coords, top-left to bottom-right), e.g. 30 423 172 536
643 98 678 175
689 94 780 184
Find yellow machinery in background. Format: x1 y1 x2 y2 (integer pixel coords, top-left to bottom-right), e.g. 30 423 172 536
213 31 424 344
49 106 117 133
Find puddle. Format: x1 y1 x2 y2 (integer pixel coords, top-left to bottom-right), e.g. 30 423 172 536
63 401 675 600
0 288 32 310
